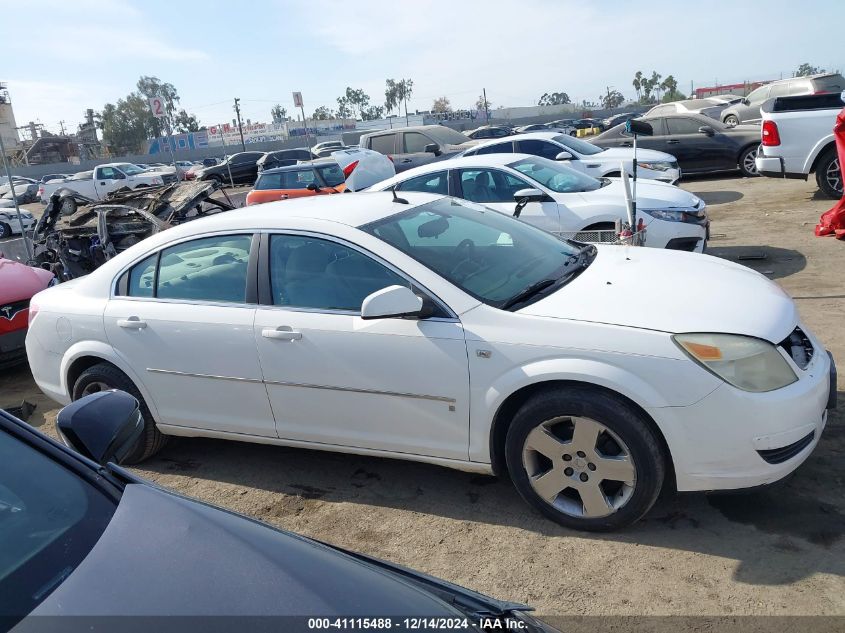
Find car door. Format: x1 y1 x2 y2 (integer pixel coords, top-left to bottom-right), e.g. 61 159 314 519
230 153 258 184
93 166 127 199
740 85 770 123
455 167 561 234
399 131 440 171
253 233 470 459
104 233 277 437
664 116 733 172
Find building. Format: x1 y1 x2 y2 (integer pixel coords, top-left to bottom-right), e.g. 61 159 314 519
694 81 772 99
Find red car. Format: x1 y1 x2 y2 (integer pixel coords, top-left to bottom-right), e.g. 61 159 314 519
0 257 54 368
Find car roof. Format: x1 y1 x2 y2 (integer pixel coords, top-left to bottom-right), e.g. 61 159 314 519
260 159 336 174
469 131 560 149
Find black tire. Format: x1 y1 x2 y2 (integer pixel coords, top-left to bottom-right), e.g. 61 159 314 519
723 114 739 127
739 144 760 177
70 362 167 463
505 386 665 531
0 222 11 239
815 148 843 199
569 130 577 136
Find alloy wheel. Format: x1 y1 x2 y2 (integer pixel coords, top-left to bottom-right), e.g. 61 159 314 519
80 381 114 397
743 146 759 175
826 157 842 195
521 416 636 518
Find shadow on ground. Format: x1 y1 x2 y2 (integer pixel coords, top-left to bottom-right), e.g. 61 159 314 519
690 190 744 205
706 245 807 279
141 391 845 588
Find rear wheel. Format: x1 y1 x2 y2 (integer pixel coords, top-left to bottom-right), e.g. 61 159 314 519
723 114 739 127
815 148 843 199
70 363 167 463
505 386 665 531
739 144 760 177
0 222 11 238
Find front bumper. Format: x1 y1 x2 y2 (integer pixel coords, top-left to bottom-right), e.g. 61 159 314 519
649 345 833 492
643 216 708 253
0 328 27 369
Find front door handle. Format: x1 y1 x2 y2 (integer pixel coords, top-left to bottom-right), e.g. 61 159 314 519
667 139 680 145
262 326 302 341
400 158 413 163
620 142 632 147
117 316 147 329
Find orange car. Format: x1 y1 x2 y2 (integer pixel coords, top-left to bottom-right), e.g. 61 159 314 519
245 160 347 206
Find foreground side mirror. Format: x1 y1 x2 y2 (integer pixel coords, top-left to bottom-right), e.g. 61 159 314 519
555 151 573 161
306 182 320 191
57 391 144 466
742 98 750 106
424 143 441 156
699 125 715 136
513 187 546 203
361 285 423 320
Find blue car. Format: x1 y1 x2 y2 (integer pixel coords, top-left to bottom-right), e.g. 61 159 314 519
0 391 557 632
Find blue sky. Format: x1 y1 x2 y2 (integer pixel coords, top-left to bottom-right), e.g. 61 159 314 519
4 0 844 134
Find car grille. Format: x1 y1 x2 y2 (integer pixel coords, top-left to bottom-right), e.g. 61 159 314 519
779 327 814 369
0 299 29 321
757 431 815 464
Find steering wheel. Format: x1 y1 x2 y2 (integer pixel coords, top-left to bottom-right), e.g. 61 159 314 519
449 238 480 279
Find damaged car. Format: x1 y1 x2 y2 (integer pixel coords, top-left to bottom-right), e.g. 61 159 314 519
31 181 236 281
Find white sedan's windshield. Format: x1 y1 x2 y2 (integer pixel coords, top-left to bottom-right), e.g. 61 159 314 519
362 197 586 308
509 157 603 193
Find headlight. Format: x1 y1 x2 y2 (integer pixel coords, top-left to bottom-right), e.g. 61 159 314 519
637 161 673 171
154 177 163 185
673 333 798 392
641 208 706 224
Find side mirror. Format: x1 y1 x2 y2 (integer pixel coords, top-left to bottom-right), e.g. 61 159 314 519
513 187 545 203
56 391 144 466
555 151 573 161
361 285 423 320
424 143 441 156
742 98 750 106
306 182 320 191
698 125 715 136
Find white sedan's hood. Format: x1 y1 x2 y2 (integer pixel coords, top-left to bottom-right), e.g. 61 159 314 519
592 147 675 163
575 179 702 209
520 246 797 342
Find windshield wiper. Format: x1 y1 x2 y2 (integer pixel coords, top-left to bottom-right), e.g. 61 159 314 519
501 278 556 310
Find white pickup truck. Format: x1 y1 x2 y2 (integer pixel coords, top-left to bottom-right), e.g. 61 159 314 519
755 93 844 199
38 163 178 202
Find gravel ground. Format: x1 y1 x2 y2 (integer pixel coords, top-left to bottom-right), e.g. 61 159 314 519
2 174 843 618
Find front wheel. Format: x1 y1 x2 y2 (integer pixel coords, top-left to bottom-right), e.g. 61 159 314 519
723 114 739 127
815 149 843 199
739 144 760 177
71 363 167 463
0 222 11 238
505 386 665 531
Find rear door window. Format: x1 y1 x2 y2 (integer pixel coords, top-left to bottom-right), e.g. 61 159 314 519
369 134 396 155
395 171 449 195
516 139 564 160
474 141 514 155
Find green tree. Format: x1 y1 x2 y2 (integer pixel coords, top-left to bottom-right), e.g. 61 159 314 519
796 63 824 77
136 76 182 136
173 109 200 133
600 90 625 110
97 94 152 154
270 104 287 122
659 75 685 102
432 96 452 113
311 106 334 120
538 92 570 106
361 105 384 121
335 96 352 119
385 78 413 123
650 71 663 102
343 87 370 119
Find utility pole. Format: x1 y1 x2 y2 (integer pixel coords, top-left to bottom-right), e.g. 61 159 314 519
59 120 66 136
218 124 235 186
482 87 490 123
605 86 612 111
233 98 246 151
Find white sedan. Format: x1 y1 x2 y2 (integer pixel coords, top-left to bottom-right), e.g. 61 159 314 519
0 209 36 238
461 132 681 184
371 154 707 252
27 192 833 530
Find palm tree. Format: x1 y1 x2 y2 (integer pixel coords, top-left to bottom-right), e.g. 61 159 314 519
651 71 662 102
632 71 643 101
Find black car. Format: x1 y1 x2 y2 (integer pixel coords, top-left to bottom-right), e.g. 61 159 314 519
197 151 264 185
592 113 762 177
257 148 315 172
0 391 557 632
466 125 513 140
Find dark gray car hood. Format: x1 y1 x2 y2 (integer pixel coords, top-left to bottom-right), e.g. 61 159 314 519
28 484 498 617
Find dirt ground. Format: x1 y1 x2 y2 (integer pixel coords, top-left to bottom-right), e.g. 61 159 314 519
2 174 844 617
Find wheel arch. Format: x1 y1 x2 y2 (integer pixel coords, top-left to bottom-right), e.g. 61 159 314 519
486 377 675 489
61 342 161 421
808 139 836 174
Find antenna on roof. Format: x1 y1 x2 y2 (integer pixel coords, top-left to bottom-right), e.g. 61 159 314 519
391 186 409 205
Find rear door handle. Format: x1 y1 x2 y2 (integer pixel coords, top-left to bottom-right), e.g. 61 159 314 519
667 139 680 145
117 316 147 329
262 326 302 341
620 142 632 147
